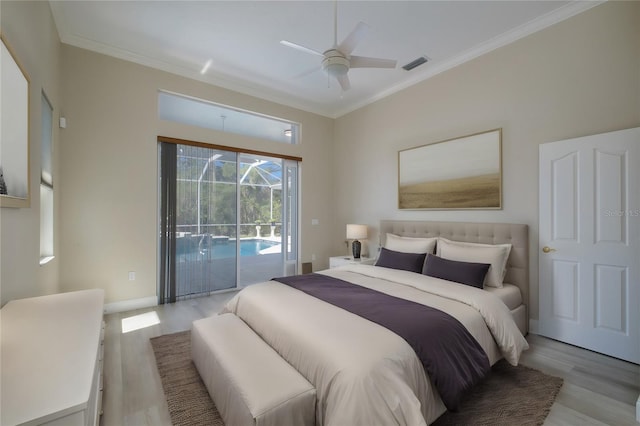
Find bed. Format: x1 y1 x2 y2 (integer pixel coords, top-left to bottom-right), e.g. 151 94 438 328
217 220 530 426
378 220 529 335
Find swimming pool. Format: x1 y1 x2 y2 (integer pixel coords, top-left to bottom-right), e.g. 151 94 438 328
178 238 281 260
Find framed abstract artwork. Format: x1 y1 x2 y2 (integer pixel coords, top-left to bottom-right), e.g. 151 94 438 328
398 129 502 210
1 35 31 208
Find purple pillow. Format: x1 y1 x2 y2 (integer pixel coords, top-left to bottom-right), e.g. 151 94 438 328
375 247 426 273
422 254 491 288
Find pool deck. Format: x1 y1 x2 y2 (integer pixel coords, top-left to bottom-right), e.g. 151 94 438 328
175 235 289 298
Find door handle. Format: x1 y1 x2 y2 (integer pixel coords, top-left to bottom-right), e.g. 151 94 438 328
542 246 556 253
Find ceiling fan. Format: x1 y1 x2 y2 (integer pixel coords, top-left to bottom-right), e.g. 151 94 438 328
280 1 397 91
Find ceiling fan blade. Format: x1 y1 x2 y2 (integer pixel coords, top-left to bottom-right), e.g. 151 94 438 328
337 73 351 91
337 21 369 54
280 40 324 57
350 55 397 69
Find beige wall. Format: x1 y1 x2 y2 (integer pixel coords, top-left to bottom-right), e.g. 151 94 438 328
2 1 638 317
0 1 61 305
59 45 334 305
333 2 640 321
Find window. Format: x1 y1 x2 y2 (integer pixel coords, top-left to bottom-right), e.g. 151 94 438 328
39 92 54 264
158 91 300 144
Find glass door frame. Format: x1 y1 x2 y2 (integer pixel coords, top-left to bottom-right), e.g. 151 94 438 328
282 159 299 277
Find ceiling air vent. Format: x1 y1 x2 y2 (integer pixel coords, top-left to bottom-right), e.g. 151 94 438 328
402 56 428 71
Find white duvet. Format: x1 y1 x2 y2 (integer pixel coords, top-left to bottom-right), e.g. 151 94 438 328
222 265 529 426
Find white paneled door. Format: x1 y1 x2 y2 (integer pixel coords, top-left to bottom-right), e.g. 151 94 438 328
539 127 639 364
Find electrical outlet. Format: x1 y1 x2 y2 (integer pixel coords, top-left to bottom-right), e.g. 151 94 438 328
311 219 319 225
128 271 136 281
311 254 316 261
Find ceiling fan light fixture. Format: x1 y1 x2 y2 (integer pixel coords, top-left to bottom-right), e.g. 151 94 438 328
322 53 350 77
325 63 349 77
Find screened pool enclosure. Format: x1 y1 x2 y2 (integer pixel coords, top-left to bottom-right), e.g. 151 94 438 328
159 141 299 302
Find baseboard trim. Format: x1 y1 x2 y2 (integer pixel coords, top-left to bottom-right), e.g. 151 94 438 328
104 296 157 314
529 319 539 335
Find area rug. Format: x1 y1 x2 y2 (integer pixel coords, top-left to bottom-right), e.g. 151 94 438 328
150 330 223 426
151 330 562 426
431 360 563 426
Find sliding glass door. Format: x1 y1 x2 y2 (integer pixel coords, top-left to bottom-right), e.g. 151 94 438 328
177 146 238 295
159 142 298 301
238 154 283 286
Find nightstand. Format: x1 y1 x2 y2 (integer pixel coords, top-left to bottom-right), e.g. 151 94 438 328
329 256 376 268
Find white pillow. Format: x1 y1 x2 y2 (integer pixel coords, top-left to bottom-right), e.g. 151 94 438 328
436 237 511 288
385 233 437 254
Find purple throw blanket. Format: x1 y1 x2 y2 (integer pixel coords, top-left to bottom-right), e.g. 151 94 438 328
273 273 490 410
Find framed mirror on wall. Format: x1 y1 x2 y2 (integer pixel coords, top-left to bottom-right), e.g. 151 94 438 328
1 35 31 208
398 128 502 210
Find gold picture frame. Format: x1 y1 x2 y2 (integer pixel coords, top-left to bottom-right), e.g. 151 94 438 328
1 34 31 208
398 129 502 210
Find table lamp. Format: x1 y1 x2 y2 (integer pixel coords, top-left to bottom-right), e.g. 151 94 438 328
346 224 367 259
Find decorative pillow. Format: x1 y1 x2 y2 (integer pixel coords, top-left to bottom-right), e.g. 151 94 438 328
385 233 437 254
375 247 427 273
422 254 491 289
436 237 512 288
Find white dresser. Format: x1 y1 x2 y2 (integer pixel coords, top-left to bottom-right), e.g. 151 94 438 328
0 289 105 426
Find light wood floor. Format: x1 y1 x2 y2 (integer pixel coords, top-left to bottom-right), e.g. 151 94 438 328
101 292 640 426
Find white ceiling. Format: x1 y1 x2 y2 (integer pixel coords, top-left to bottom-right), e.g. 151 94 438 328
49 1 600 118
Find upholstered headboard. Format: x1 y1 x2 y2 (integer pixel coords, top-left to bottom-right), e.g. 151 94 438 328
379 220 529 328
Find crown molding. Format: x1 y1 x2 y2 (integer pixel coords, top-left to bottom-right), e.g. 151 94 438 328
59 32 337 118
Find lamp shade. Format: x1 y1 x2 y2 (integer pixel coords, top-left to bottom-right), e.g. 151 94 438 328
346 224 367 240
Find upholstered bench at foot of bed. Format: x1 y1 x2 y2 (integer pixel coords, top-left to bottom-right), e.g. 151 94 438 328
192 313 316 426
